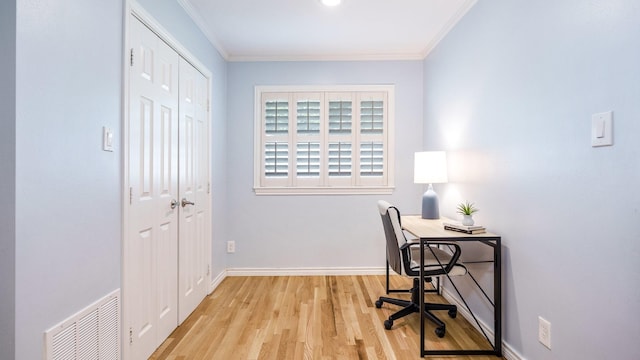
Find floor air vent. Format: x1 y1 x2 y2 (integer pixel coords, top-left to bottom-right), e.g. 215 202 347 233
45 289 120 360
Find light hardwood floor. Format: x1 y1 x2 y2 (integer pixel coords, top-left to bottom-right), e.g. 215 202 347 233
150 275 503 360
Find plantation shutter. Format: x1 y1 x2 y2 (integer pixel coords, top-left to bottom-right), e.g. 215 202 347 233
325 94 354 186
357 92 387 185
293 94 323 186
255 86 393 194
261 94 291 187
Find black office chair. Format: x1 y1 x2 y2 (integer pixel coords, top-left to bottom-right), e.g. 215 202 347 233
375 200 467 338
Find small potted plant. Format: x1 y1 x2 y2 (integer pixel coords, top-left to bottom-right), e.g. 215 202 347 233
456 201 478 226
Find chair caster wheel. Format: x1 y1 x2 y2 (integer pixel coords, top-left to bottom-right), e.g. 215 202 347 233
435 327 446 338
375 300 383 308
384 319 393 330
448 309 457 318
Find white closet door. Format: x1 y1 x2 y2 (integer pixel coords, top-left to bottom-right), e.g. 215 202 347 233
126 16 179 360
178 58 210 323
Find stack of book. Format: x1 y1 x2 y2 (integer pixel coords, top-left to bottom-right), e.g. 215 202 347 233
443 221 486 234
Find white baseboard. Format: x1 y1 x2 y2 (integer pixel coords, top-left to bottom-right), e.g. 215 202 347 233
209 269 227 294
226 266 386 277
208 267 386 291
503 345 525 360
441 287 524 360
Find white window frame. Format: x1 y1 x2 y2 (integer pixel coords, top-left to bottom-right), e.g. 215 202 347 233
254 85 395 195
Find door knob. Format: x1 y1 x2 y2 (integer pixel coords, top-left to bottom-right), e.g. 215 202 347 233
181 198 195 207
170 199 179 209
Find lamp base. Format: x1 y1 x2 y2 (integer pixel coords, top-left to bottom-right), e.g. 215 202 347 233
421 184 440 219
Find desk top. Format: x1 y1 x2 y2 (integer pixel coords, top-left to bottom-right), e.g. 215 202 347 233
401 215 499 240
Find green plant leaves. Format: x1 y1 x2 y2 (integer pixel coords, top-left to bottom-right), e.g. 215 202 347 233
456 201 478 215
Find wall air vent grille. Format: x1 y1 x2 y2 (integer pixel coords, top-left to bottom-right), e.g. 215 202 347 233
45 289 120 360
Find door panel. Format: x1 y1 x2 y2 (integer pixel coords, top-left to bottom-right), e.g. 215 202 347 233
178 58 209 323
129 227 154 355
194 71 210 295
127 16 179 360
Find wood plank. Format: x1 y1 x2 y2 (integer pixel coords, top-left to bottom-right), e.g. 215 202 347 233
150 275 504 360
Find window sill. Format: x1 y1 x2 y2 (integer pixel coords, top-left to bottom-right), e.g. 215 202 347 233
254 186 395 196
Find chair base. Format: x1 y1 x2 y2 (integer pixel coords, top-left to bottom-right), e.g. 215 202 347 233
375 278 457 338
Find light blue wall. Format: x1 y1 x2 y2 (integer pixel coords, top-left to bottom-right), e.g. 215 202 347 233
0 1 16 358
226 61 424 269
423 1 640 358
14 0 227 358
15 1 123 359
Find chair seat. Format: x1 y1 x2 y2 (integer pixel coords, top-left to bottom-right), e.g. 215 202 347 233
408 245 468 277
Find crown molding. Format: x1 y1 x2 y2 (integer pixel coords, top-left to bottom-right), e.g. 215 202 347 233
177 0 230 61
228 52 426 63
420 0 478 59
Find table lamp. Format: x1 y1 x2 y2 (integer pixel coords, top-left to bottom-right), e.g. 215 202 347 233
414 151 448 219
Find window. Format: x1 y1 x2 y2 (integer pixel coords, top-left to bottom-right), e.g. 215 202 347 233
254 85 394 194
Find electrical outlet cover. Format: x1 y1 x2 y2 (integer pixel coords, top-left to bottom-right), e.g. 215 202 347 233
538 316 551 349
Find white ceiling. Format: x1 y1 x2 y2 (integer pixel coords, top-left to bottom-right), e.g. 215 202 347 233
180 0 477 61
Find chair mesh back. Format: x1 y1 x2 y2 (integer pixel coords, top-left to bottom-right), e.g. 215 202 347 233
378 201 407 275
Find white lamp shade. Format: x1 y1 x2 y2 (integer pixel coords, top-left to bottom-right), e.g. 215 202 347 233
414 151 448 184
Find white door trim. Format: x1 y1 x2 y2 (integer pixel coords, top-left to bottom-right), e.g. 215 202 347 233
122 2 213 359
129 1 212 80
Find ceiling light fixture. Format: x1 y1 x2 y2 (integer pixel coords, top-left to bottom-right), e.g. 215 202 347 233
320 0 342 7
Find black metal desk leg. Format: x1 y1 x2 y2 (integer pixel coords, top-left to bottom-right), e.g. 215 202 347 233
419 238 425 357
494 239 502 357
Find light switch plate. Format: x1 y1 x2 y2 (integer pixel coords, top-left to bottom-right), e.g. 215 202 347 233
591 111 613 147
103 126 114 152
